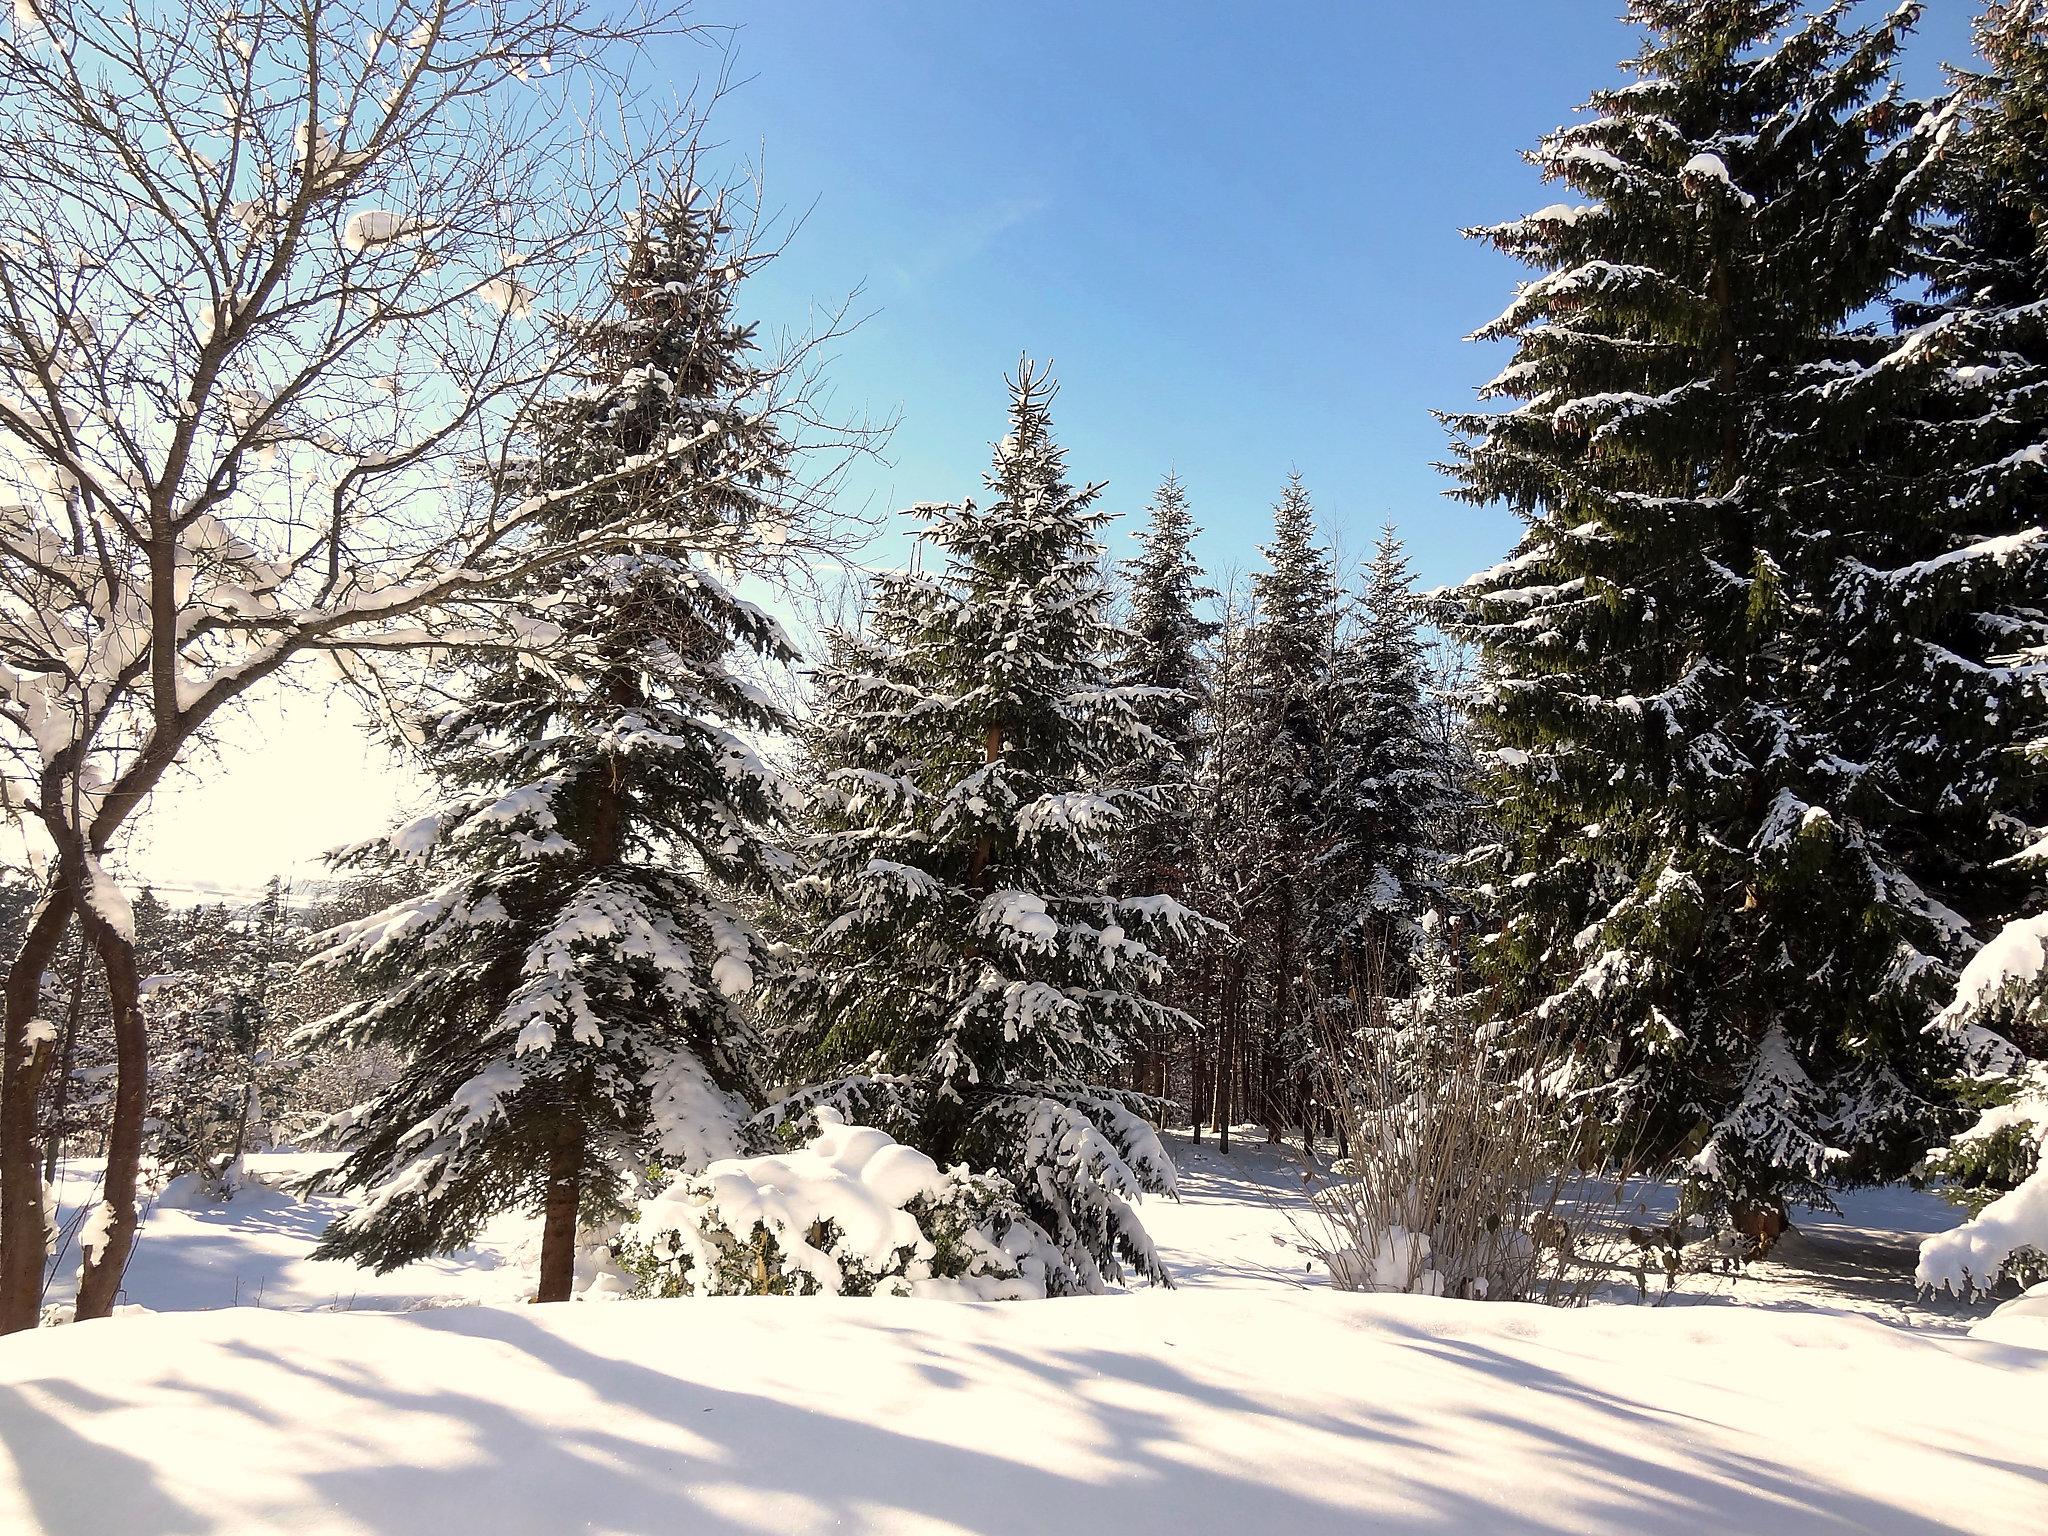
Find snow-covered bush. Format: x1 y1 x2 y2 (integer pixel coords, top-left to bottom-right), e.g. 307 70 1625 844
1916 912 2048 1297
1918 1060 2048 1296
617 1110 1057 1299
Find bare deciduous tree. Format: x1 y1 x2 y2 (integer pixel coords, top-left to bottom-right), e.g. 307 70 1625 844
0 0 866 1328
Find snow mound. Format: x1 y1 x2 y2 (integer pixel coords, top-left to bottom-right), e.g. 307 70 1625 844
1326 1224 1444 1295
622 1109 1047 1299
1970 1284 2048 1350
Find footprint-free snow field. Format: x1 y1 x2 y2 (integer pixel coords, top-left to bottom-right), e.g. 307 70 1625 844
3 1136 2043 1535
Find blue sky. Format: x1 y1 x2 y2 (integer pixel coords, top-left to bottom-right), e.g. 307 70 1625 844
685 0 1980 594
123 1 1986 894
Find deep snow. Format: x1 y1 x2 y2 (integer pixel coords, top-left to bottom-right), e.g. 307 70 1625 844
3 1134 2042 1536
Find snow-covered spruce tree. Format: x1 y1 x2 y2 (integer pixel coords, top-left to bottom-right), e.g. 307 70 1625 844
1181 578 1264 1146
302 187 800 1302
1233 474 1343 1135
771 365 1203 1292
143 973 264 1192
144 882 300 1196
1892 0 2048 1295
1441 1 1956 1243
1324 527 1454 983
1877 2 2048 1037
1111 473 1217 1101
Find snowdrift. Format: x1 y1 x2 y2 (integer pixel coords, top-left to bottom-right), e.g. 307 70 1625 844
1 1291 2040 1536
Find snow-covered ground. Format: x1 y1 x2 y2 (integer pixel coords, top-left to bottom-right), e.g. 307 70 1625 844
3 1135 2042 1535
38 1156 541 1315
1158 1130 2019 1327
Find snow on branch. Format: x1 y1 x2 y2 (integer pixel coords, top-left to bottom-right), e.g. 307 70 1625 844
0 0 878 938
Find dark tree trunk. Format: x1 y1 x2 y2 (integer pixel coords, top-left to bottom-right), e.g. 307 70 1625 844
965 723 1006 893
1 887 74 1334
1216 991 1233 1155
73 914 144 1321
536 1118 584 1303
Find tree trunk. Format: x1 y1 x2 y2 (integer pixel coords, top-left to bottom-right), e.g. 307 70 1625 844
1 887 75 1334
1216 989 1233 1155
73 915 145 1321
536 1118 584 1303
965 723 1005 893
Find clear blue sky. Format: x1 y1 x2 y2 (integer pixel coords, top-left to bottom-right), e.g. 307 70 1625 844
120 2 1988 896
679 0 1980 594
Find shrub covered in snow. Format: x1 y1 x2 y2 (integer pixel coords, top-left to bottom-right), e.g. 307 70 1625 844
1916 902 2048 1296
616 1109 1058 1299
1918 1061 2048 1296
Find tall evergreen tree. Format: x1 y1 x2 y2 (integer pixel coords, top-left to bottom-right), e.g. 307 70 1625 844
302 186 801 1300
1115 473 1217 907
1441 0 1955 1238
1325 527 1455 981
773 365 1201 1292
1229 474 1343 1134
1113 474 1217 1101
1871 0 2048 1048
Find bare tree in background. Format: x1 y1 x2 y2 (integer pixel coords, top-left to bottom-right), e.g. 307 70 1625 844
0 0 868 1329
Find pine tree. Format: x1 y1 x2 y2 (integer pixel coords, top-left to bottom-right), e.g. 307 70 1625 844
1441 0 1954 1239
1891 4 2048 1283
1233 473 1343 1135
1115 473 1216 906
773 365 1202 1292
302 185 800 1300
1325 527 1454 981
1112 473 1217 1104
146 882 299 1193
1876 0 2048 1047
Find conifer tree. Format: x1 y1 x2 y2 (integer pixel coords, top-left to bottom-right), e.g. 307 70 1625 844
774 365 1202 1292
1113 474 1217 1099
302 185 802 1300
1325 527 1453 981
1872 0 2048 1045
1887 4 2048 1278
1115 473 1216 908
1442 0 1953 1240
1234 474 1343 1132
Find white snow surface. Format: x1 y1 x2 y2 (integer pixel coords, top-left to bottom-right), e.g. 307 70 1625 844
1971 1283 2048 1349
3 1281 2039 1534
1 1138 2040 1534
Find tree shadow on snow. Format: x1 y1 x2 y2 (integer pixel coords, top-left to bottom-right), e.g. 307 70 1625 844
0 1302 2020 1536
